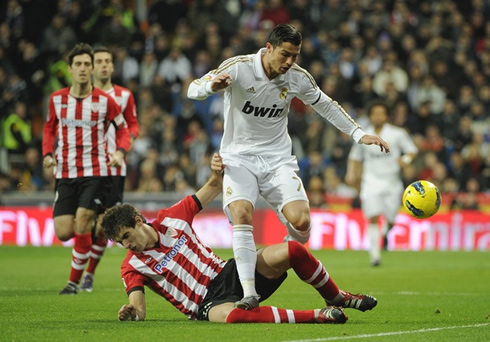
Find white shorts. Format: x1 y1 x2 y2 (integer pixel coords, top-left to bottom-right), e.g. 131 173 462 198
221 153 308 225
360 181 403 222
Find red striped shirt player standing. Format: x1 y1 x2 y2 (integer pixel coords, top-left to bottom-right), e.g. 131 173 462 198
101 154 377 324
42 43 131 295
80 46 140 292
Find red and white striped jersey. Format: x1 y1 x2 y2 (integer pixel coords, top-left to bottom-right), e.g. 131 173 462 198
42 87 131 179
121 195 226 320
103 85 139 176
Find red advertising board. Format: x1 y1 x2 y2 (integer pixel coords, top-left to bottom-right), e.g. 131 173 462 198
0 207 489 251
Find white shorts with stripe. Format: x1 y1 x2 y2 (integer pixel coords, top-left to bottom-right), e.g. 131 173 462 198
221 153 308 225
360 180 404 222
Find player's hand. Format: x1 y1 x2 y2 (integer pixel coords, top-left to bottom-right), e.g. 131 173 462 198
360 134 390 153
43 155 56 168
211 73 232 92
118 304 136 321
108 150 125 167
211 153 225 174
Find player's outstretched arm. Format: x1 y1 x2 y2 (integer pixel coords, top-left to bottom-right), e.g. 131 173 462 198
359 134 390 153
194 153 224 209
118 290 146 321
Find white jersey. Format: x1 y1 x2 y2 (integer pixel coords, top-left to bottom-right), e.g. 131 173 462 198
188 48 366 157
349 123 417 197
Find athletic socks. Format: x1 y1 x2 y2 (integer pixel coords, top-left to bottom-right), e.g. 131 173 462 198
288 240 342 302
69 232 92 284
368 223 381 263
232 224 258 298
85 230 107 274
226 306 316 323
286 222 311 244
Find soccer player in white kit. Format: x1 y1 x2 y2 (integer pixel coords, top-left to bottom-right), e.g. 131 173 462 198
346 101 417 266
187 24 390 309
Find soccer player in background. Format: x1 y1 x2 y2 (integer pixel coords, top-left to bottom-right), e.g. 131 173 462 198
42 43 131 294
187 23 390 309
79 46 140 292
345 101 418 266
102 153 377 323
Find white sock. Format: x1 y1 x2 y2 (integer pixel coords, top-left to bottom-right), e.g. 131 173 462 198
286 223 311 244
368 223 381 263
233 224 258 298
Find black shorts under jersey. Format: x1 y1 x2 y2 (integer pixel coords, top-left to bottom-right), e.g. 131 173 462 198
102 176 125 210
197 258 288 321
53 176 111 217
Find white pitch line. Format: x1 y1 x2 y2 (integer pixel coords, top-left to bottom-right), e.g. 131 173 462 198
283 323 489 342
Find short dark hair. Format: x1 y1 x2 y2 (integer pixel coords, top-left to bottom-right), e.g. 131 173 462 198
268 24 302 48
101 204 146 240
93 45 113 58
367 100 390 118
68 43 94 66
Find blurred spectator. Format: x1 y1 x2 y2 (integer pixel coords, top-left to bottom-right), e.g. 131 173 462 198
41 14 76 61
2 101 31 156
113 46 139 86
157 46 191 93
439 100 461 142
453 116 474 152
372 58 409 97
261 0 289 27
139 51 158 87
408 75 446 115
100 14 131 49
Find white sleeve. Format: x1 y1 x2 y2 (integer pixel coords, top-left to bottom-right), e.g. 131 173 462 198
295 70 366 144
311 91 366 144
187 73 217 100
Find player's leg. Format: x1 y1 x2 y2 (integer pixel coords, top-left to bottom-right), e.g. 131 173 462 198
361 193 384 266
282 200 311 243
52 179 81 294
256 242 377 312
261 159 311 243
52 179 77 241
202 258 346 324
217 303 347 324
82 176 122 291
381 184 404 250
222 158 260 309
60 177 106 294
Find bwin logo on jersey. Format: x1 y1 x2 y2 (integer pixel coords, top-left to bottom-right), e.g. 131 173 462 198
242 101 284 118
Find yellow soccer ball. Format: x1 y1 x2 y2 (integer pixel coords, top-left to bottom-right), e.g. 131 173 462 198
402 180 442 219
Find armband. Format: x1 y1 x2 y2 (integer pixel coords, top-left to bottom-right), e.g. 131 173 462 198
401 155 413 165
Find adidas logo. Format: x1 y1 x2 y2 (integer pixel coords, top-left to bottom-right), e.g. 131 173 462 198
246 86 256 93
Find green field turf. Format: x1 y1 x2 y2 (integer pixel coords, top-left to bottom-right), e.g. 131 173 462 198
0 246 488 342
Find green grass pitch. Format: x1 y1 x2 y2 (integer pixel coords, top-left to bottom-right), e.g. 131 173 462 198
0 246 488 341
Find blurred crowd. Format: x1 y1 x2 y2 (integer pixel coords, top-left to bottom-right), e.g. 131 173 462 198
0 0 489 211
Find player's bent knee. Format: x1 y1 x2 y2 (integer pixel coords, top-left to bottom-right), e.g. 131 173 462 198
229 202 254 224
289 214 311 232
56 230 74 242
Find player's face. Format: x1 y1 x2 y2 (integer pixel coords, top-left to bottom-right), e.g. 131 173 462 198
69 54 93 85
115 224 152 254
93 51 114 81
369 105 389 128
267 42 301 75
